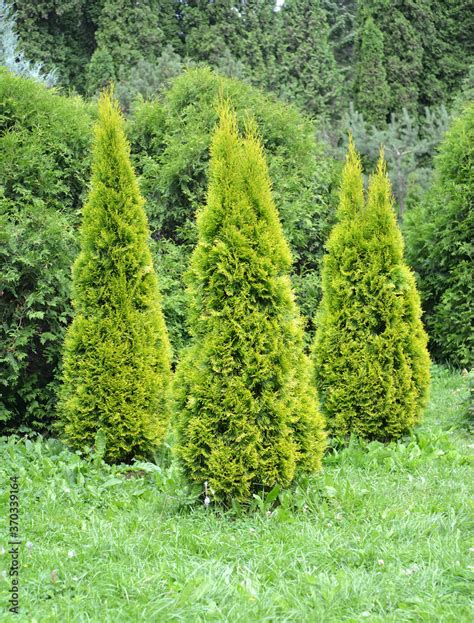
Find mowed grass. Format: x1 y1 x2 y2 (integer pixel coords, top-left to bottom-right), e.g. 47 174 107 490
1 366 473 622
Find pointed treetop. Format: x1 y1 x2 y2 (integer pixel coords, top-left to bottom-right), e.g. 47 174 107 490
90 87 139 195
199 101 292 271
337 133 364 220
367 144 394 211
376 145 387 176
365 144 404 259
97 84 121 132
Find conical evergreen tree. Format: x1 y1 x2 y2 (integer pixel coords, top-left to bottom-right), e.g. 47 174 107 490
59 91 171 463
353 15 390 126
174 105 326 504
277 0 342 118
313 139 430 441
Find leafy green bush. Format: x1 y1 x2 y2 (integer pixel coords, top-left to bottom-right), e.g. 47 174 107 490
313 140 430 441
174 105 326 504
0 68 92 432
127 67 336 354
404 103 474 367
58 92 171 463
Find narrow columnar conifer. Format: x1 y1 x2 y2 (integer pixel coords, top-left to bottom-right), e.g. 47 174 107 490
174 105 326 504
58 91 171 462
313 139 430 441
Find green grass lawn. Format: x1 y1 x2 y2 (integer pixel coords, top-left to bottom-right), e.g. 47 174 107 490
1 365 473 622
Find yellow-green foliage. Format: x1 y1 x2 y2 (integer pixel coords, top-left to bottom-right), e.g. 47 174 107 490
174 105 326 504
313 139 430 441
58 91 171 463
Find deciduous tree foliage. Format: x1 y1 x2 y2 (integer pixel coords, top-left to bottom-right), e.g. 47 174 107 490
59 91 171 463
313 139 430 441
174 105 326 503
404 103 474 367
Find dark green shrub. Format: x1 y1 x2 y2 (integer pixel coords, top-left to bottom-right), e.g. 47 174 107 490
127 67 336 354
404 103 474 368
58 92 171 463
0 68 92 432
313 140 430 441
174 105 326 504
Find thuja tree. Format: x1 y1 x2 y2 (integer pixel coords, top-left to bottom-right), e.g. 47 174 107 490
59 91 171 463
127 68 336 354
0 69 92 433
404 103 474 367
353 15 390 127
174 105 326 504
313 140 430 441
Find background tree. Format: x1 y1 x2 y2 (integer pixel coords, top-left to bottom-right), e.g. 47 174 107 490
418 0 474 109
322 0 356 107
180 0 244 73
313 140 430 441
174 104 326 504
240 0 280 92
404 103 474 368
354 0 473 118
0 0 57 85
353 15 390 126
85 0 180 95
59 91 171 463
277 0 342 119
10 0 472 121
12 0 98 90
356 0 423 117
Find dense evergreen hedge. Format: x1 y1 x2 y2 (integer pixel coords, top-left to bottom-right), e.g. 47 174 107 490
0 69 92 432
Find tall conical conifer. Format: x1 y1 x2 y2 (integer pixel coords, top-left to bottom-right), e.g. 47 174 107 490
174 105 326 504
353 15 390 126
59 91 171 462
313 139 430 441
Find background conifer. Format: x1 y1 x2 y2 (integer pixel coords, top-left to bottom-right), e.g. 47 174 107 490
353 15 390 126
59 91 171 463
404 103 474 367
